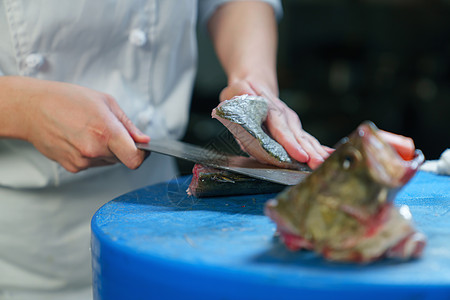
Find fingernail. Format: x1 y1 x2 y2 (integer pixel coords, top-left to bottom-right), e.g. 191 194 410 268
308 157 324 169
137 128 150 139
297 146 308 156
297 147 309 161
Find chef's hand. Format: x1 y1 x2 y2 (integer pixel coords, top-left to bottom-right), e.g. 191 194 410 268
220 79 333 169
7 77 149 173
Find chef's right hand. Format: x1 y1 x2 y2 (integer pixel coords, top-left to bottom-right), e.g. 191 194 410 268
2 76 149 173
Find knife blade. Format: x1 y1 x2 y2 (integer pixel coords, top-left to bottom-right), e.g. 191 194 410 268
136 139 311 186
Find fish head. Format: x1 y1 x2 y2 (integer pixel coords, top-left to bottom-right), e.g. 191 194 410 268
343 121 424 189
265 121 424 250
325 121 424 215
264 121 425 260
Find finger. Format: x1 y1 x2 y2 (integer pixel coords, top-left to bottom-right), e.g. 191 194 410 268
76 158 119 171
274 101 330 168
93 155 121 165
303 132 330 159
302 139 335 169
265 102 313 162
59 158 98 173
307 156 325 170
105 110 147 169
47 139 113 173
293 132 323 165
269 108 324 168
124 117 150 144
109 128 146 170
59 160 82 173
65 150 121 173
265 107 309 163
305 137 329 169
323 146 335 154
106 95 150 144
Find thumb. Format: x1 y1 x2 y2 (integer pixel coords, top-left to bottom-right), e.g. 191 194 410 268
107 97 150 144
103 99 147 169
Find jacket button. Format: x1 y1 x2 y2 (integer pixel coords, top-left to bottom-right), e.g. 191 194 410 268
25 53 45 71
129 29 147 47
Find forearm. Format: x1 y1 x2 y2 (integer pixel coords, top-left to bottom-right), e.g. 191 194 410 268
207 2 332 168
208 1 279 97
0 76 32 140
0 76 149 171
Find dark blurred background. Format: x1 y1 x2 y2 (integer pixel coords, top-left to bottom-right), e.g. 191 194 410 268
181 0 450 174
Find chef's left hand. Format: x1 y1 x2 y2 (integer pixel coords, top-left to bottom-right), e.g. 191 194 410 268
220 79 333 169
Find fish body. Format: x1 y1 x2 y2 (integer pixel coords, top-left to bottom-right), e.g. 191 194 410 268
264 121 426 263
187 164 285 198
212 95 300 169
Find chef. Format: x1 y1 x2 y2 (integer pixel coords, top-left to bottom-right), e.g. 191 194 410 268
0 0 330 299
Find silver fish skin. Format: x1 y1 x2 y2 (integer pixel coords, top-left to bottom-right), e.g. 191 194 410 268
212 95 302 170
264 121 426 263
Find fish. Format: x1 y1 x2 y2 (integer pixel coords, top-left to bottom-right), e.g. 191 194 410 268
187 164 285 198
212 95 301 170
264 121 426 263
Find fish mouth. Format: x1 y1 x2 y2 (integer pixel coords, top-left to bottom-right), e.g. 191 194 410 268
360 122 425 187
264 199 302 236
264 199 297 234
398 149 424 184
264 199 314 251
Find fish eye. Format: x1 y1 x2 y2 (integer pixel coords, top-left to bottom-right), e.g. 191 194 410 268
342 150 361 170
342 155 353 170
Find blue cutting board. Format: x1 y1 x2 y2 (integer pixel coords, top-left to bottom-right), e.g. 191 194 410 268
91 171 450 300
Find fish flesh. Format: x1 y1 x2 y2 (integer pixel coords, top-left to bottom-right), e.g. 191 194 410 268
187 164 285 198
212 95 301 169
264 121 426 263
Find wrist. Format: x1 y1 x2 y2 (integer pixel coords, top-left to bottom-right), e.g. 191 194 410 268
227 70 279 99
0 76 38 141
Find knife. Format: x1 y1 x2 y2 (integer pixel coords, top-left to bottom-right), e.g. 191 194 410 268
136 139 311 186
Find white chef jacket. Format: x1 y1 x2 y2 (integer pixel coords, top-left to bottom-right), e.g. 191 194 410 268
0 0 282 299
